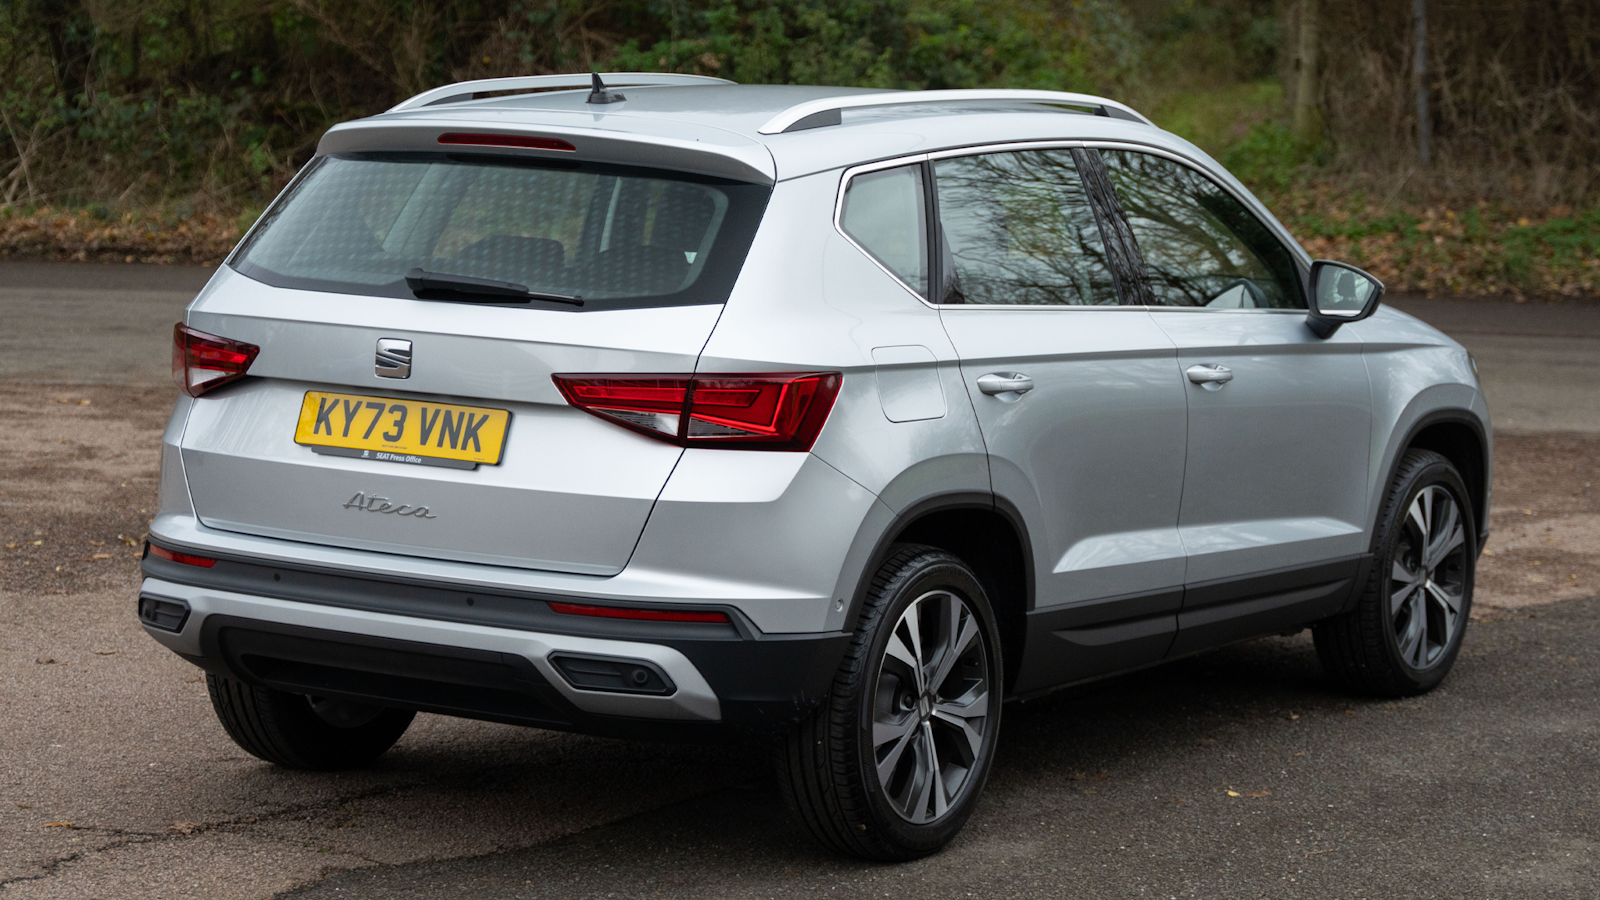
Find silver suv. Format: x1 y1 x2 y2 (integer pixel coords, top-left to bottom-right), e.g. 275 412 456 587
139 73 1490 860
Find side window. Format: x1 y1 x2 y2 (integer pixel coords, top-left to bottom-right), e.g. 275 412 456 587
1100 150 1303 309
840 164 929 296
933 149 1117 306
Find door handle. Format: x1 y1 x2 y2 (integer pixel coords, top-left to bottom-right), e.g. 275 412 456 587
976 372 1034 397
1185 364 1233 390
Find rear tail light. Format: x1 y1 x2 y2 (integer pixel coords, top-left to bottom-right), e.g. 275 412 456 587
552 372 841 451
548 601 730 624
147 543 217 568
173 324 259 397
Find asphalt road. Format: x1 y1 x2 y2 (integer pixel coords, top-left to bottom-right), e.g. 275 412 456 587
1 261 1595 431
287 603 1600 899
0 263 1596 898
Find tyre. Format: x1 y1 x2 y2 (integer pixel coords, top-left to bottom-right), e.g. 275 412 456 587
777 545 1002 860
1315 449 1476 696
207 674 415 770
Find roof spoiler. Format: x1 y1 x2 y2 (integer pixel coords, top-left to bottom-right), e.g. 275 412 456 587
389 73 735 113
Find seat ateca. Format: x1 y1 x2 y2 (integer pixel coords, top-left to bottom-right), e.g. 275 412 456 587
139 73 1490 859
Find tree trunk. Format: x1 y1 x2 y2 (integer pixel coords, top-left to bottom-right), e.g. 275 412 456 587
1414 0 1430 165
1292 0 1320 145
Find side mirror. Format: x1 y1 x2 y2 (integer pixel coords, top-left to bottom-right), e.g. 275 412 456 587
1306 260 1384 338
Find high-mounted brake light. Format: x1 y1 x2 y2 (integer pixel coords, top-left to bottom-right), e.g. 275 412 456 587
148 543 217 568
173 324 260 398
438 133 577 152
548 601 730 624
552 372 842 451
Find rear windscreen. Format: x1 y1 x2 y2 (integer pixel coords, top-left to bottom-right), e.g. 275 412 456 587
230 153 770 310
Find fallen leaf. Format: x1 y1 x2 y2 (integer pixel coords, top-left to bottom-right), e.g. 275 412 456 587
93 650 116 656
1245 790 1271 798
117 535 139 547
42 822 73 828
1344 709 1356 716
4 543 16 549
76 399 91 406
1226 790 1241 797
35 658 56 665
30 540 42 546
1289 713 1300 720
90 553 112 560
1481 549 1495 556
168 822 200 835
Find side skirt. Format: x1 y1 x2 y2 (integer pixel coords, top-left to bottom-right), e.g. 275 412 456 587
1012 556 1369 696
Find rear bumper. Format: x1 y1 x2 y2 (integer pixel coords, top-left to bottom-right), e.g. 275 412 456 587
139 550 849 741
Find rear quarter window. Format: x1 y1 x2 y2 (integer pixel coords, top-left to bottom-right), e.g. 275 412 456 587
231 153 771 311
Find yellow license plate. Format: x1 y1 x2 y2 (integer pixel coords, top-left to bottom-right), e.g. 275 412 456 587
294 391 510 469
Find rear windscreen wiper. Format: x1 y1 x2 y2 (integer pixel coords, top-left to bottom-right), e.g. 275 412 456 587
404 268 584 306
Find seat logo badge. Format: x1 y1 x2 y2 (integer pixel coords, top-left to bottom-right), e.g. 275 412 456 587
375 338 412 379
344 492 436 518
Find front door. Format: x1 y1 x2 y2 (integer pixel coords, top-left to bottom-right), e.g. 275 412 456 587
926 147 1190 691
1092 148 1373 654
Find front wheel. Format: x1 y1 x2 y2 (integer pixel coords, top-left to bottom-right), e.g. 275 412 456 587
1315 449 1477 696
777 545 1002 860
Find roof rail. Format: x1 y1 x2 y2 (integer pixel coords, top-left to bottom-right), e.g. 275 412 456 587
756 89 1152 135
388 73 735 113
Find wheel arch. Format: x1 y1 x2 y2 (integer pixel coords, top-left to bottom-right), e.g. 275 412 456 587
1381 408 1491 552
840 492 1033 692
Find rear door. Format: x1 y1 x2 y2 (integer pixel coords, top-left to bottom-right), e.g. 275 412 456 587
917 147 1190 691
180 151 768 575
1090 148 1373 651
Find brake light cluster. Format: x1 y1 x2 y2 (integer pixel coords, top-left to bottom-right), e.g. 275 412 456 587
438 132 577 152
173 324 260 397
552 372 841 451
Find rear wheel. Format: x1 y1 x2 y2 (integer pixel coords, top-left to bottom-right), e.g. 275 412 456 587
777 545 1002 860
207 674 415 770
1315 449 1476 696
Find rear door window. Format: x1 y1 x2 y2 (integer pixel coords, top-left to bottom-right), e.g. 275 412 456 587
231 154 770 310
1098 150 1303 309
933 149 1118 306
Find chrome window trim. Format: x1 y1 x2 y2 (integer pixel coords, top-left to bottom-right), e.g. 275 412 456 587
833 138 1313 314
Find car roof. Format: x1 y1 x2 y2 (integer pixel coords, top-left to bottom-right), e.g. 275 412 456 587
319 81 1194 185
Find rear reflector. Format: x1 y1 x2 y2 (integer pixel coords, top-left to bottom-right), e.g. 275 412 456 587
173 324 259 398
547 601 730 624
438 133 577 152
148 543 217 568
552 372 842 451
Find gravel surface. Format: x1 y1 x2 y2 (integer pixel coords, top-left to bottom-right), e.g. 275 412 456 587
1 271 1596 897
0 379 1595 898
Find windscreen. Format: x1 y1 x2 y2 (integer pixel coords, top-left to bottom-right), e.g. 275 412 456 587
230 153 770 310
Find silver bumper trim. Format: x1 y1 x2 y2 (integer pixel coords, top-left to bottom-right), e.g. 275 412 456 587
139 576 721 722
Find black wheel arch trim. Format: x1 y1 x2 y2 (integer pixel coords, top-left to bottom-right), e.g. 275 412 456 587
841 491 1035 636
1377 408 1490 555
